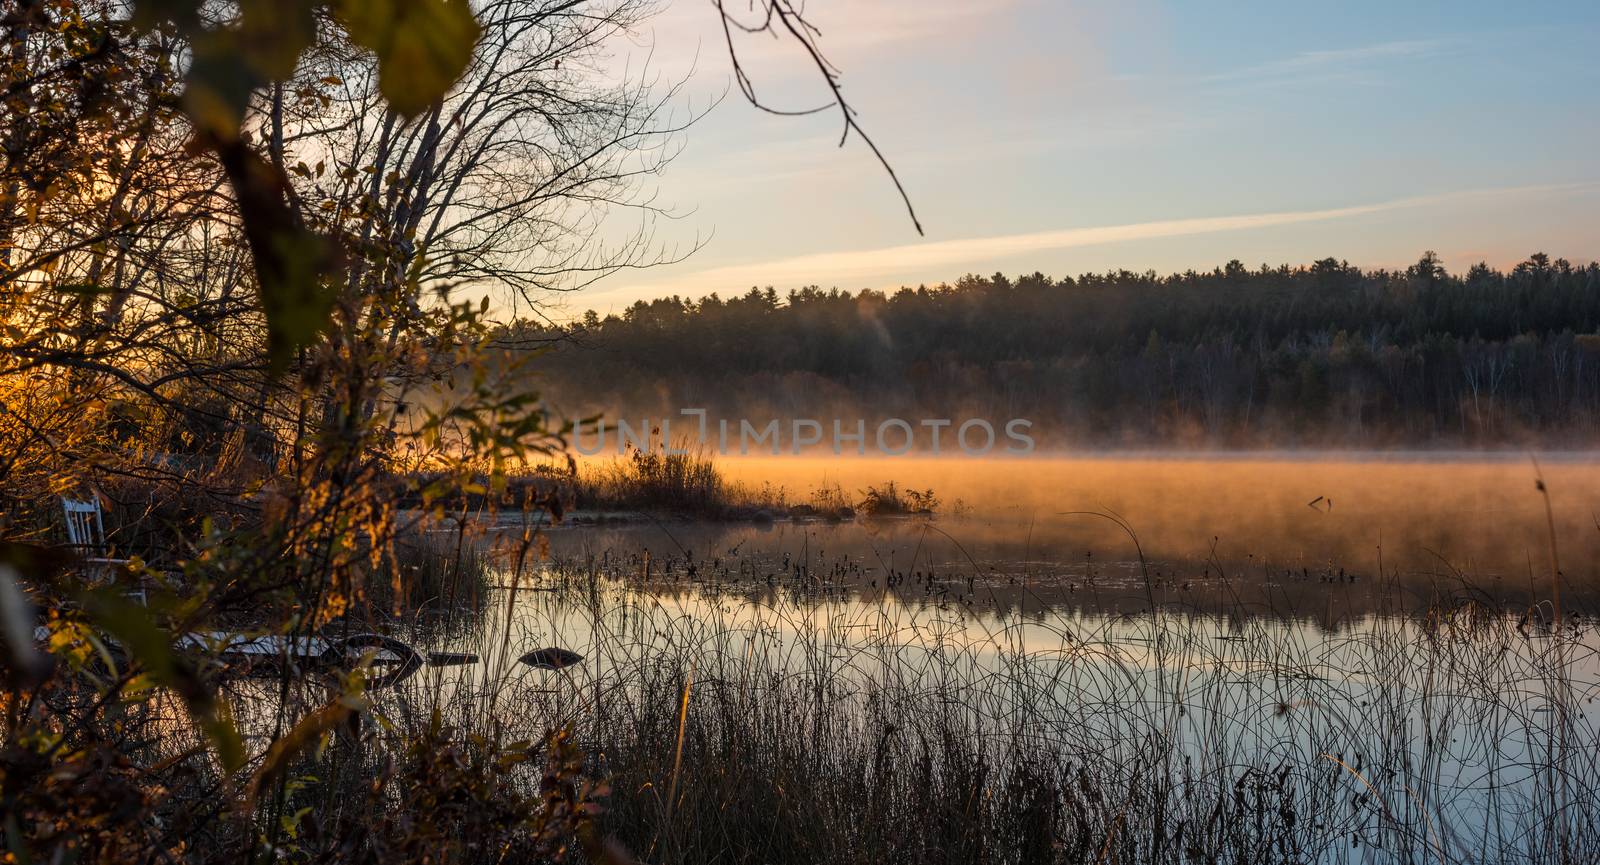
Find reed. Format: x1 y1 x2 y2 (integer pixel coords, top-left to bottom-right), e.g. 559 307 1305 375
368 557 1600 865
9 520 1594 864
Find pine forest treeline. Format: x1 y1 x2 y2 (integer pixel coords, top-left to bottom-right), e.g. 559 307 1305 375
506 252 1600 448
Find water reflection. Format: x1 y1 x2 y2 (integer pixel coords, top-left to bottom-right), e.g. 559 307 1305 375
380 567 1600 863
521 513 1600 620
305 456 1600 860
709 454 1600 589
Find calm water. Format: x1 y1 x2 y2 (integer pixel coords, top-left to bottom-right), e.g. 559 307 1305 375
529 453 1600 615
712 453 1600 586
395 551 1600 863
357 455 1600 861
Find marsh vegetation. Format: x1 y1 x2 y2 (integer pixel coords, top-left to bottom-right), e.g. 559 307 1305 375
367 510 1600 865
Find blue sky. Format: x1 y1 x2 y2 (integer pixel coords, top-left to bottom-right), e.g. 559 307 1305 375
574 0 1600 315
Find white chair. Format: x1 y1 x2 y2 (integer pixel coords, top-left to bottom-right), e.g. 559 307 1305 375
60 496 143 603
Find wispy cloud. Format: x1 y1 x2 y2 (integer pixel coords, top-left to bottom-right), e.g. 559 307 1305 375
1200 37 1459 88
606 182 1597 298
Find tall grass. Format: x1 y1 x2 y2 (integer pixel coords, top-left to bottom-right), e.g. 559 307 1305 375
856 480 939 516
373 530 495 616
584 440 726 513
363 556 1600 865
26 518 1593 864
561 441 791 518
402 450 883 521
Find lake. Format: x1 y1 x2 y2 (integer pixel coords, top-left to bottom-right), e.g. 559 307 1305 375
517 453 1600 614
320 454 1600 862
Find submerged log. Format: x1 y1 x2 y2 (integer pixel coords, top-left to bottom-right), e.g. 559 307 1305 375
518 646 583 669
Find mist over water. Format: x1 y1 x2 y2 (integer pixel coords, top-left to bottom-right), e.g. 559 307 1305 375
370 451 1600 862
707 453 1600 596
397 451 1600 863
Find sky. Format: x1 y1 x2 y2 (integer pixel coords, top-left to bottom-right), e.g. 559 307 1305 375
569 0 1600 317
